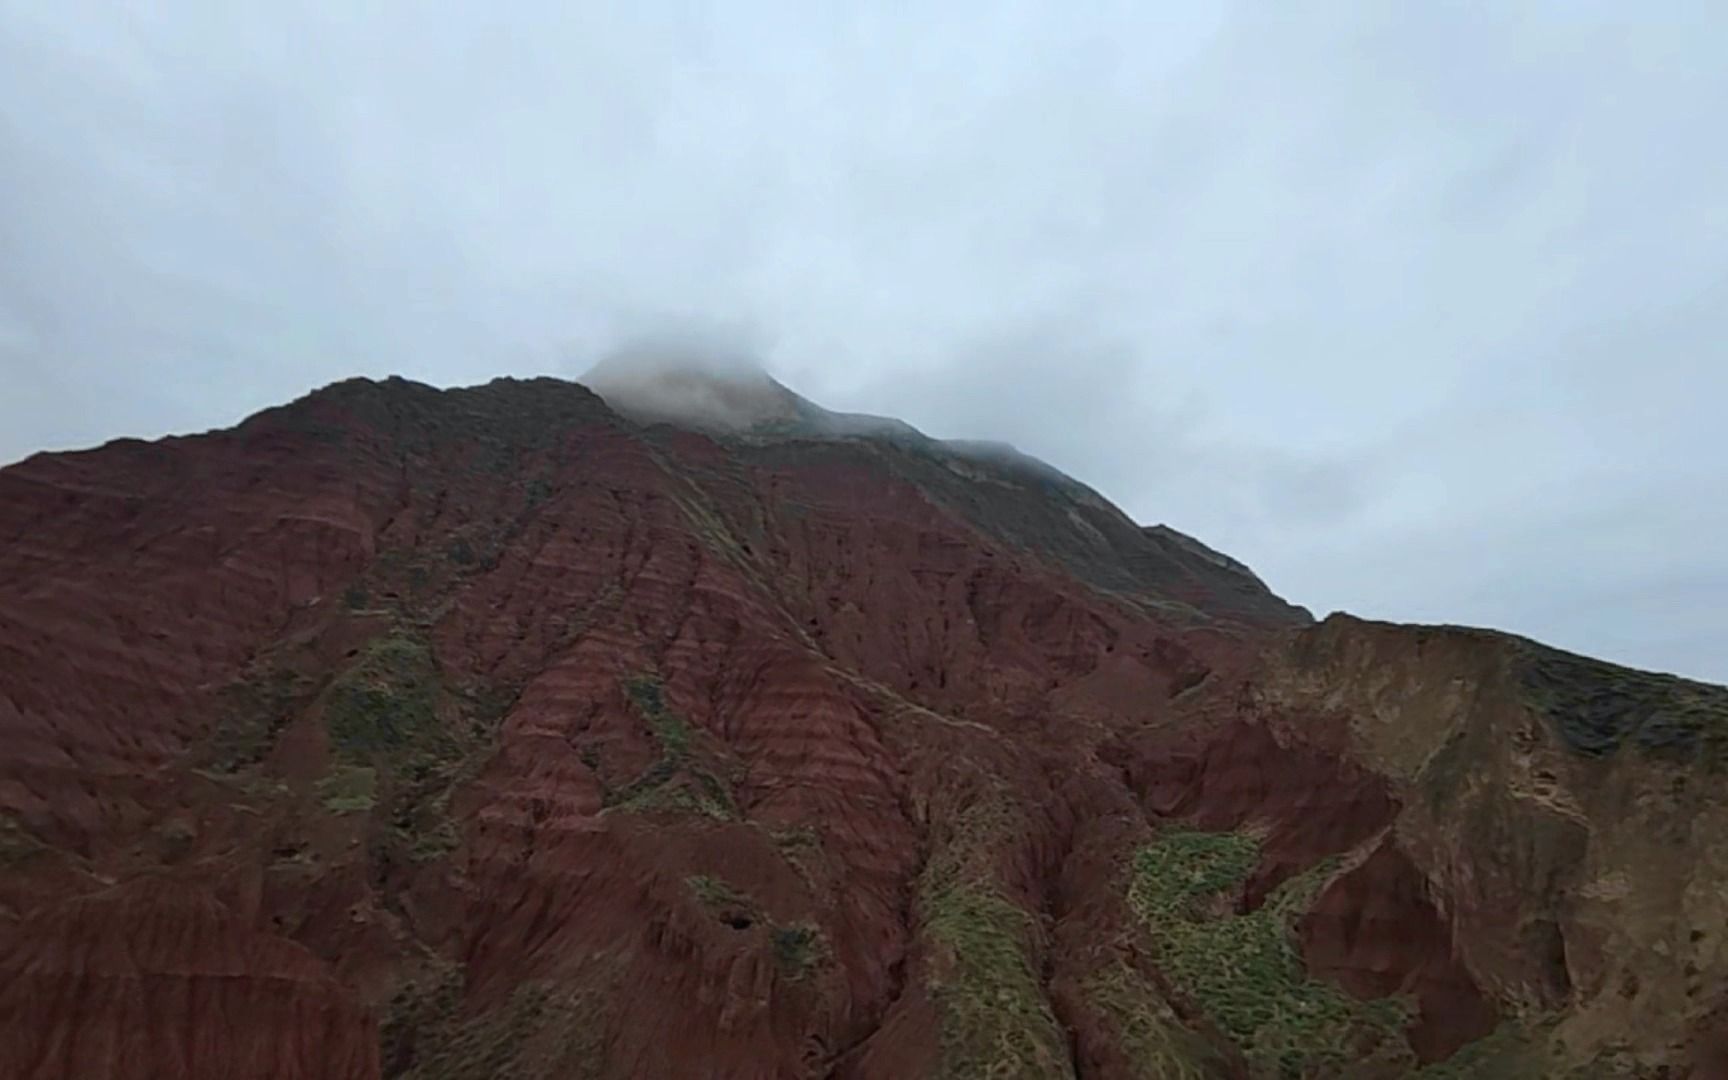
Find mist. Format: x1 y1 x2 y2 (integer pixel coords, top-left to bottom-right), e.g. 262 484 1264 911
580 323 792 432
1 3 1725 681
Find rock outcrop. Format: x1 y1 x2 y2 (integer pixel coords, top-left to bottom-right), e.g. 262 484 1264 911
0 369 1721 1077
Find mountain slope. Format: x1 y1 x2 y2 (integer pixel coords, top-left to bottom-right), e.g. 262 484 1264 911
0 372 1721 1078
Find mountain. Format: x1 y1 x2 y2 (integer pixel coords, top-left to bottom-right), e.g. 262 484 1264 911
0 369 1723 1079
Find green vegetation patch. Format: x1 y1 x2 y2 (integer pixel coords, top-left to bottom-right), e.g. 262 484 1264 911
325 633 441 759
770 824 821 851
320 630 509 861
1084 961 1230 1080
625 675 690 756
1519 642 1728 763
1419 727 1474 811
684 875 832 981
770 923 828 979
316 764 377 814
207 668 316 773
767 824 826 888
1127 831 1409 1076
917 792 1074 1080
396 977 606 1080
924 882 1075 1079
602 674 737 821
687 873 752 912
382 962 465 1076
610 779 733 820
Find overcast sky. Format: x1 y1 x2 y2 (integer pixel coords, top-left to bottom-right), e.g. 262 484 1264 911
2 3 1724 682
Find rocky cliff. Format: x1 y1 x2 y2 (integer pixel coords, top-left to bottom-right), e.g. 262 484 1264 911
0 370 1721 1078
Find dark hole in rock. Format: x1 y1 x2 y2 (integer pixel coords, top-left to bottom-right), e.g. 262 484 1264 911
1621 970 1641 999
1521 917 1573 1000
722 912 754 931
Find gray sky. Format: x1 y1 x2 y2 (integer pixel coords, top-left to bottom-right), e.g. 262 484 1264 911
2 3 1724 682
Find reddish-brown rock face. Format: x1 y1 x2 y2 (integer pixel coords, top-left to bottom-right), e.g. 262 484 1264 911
0 373 1722 1078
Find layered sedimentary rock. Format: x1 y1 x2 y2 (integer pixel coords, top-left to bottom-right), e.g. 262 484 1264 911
0 370 1722 1078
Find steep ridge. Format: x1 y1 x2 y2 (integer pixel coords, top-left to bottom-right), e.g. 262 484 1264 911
0 370 1721 1078
585 359 1309 628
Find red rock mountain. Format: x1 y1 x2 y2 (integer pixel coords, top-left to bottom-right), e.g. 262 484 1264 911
1 369 1724 1078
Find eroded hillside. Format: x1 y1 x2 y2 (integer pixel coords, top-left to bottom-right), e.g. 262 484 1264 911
0 374 1721 1078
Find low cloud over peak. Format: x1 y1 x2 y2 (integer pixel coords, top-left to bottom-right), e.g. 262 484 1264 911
583 362 790 434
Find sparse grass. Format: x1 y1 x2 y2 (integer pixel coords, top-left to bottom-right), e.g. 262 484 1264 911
613 780 734 820
916 791 1075 1080
924 882 1073 1079
686 875 832 980
1420 727 1475 811
192 766 291 801
770 923 828 979
316 765 378 813
381 961 465 1076
687 873 752 912
603 674 738 821
669 491 752 563
408 818 463 862
0 815 45 866
1519 642 1728 763
771 824 821 849
1084 961 1228 1080
396 977 606 1080
1559 1045 1647 1080
207 668 314 772
325 634 441 759
624 675 690 756
768 824 825 887
816 434 1252 620
316 631 512 861
1127 831 1410 1077
1413 1022 1543 1078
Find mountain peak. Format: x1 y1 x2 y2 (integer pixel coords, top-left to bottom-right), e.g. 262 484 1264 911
580 344 795 433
